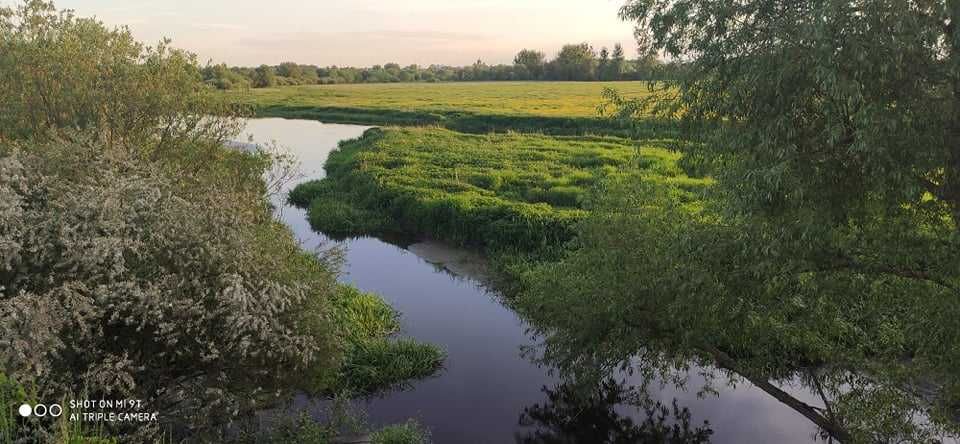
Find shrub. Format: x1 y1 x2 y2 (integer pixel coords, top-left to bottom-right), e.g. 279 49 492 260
0 139 342 440
370 420 431 444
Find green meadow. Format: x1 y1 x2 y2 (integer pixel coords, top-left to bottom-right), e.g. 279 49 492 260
232 81 668 137
288 127 708 252
237 81 657 117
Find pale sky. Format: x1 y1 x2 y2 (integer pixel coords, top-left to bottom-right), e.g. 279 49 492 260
43 0 638 67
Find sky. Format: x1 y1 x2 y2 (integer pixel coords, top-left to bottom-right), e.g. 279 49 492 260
44 0 638 67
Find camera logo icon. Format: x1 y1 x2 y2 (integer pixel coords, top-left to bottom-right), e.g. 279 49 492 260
17 403 62 417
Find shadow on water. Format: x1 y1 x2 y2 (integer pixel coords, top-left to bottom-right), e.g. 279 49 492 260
516 379 713 444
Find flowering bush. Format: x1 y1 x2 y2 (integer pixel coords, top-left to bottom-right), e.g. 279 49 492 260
0 138 343 440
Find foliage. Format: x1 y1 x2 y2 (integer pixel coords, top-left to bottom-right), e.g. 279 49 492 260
0 0 244 146
370 420 431 444
253 64 277 88
515 175 960 441
209 47 683 89
0 137 345 440
288 127 707 252
513 49 546 80
624 0 960 411
202 63 251 90
0 1 442 441
515 0 960 438
549 43 598 81
621 0 959 230
0 372 27 444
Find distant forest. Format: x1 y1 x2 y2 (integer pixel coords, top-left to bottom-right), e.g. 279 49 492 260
203 43 682 89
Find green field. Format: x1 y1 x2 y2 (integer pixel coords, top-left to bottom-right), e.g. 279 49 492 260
238 81 656 117
288 127 708 252
232 81 668 137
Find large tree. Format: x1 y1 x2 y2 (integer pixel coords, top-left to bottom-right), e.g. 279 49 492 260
551 43 598 81
519 0 960 441
609 43 626 80
622 0 959 229
252 64 277 88
514 48 546 80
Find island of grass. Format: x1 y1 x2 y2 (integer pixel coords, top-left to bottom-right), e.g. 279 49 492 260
230 81 674 137
288 127 710 255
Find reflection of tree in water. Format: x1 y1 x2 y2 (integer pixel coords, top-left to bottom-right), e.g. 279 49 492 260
516 379 713 444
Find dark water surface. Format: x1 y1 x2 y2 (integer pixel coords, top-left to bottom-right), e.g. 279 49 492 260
239 118 826 443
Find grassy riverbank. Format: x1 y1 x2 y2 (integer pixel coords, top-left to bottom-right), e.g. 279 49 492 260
288 127 709 253
229 82 673 137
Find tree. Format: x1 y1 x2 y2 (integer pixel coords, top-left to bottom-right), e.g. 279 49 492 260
0 2 380 440
514 49 546 80
276 61 303 80
0 0 242 145
622 0 959 226
609 43 626 80
598 46 610 80
552 43 597 81
252 64 276 87
518 0 960 440
202 63 250 89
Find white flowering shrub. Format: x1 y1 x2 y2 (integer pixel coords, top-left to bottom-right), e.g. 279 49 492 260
0 138 344 440
0 3 443 442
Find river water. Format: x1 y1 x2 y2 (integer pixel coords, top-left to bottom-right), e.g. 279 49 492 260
239 117 828 443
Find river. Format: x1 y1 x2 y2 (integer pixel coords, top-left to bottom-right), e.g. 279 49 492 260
239 117 830 443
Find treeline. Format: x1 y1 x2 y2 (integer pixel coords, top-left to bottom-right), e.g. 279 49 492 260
203 43 683 89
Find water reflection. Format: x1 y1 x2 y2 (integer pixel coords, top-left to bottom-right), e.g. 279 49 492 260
517 379 713 444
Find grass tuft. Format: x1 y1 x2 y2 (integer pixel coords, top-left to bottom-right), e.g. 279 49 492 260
339 339 445 395
370 420 431 444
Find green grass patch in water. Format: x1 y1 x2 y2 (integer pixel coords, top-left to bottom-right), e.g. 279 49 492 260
370 420 431 444
289 127 708 253
325 285 445 396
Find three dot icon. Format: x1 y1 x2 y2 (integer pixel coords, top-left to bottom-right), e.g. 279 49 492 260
16 403 61 417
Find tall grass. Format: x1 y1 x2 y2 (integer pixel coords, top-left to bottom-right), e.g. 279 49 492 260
289 127 708 253
326 285 445 395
